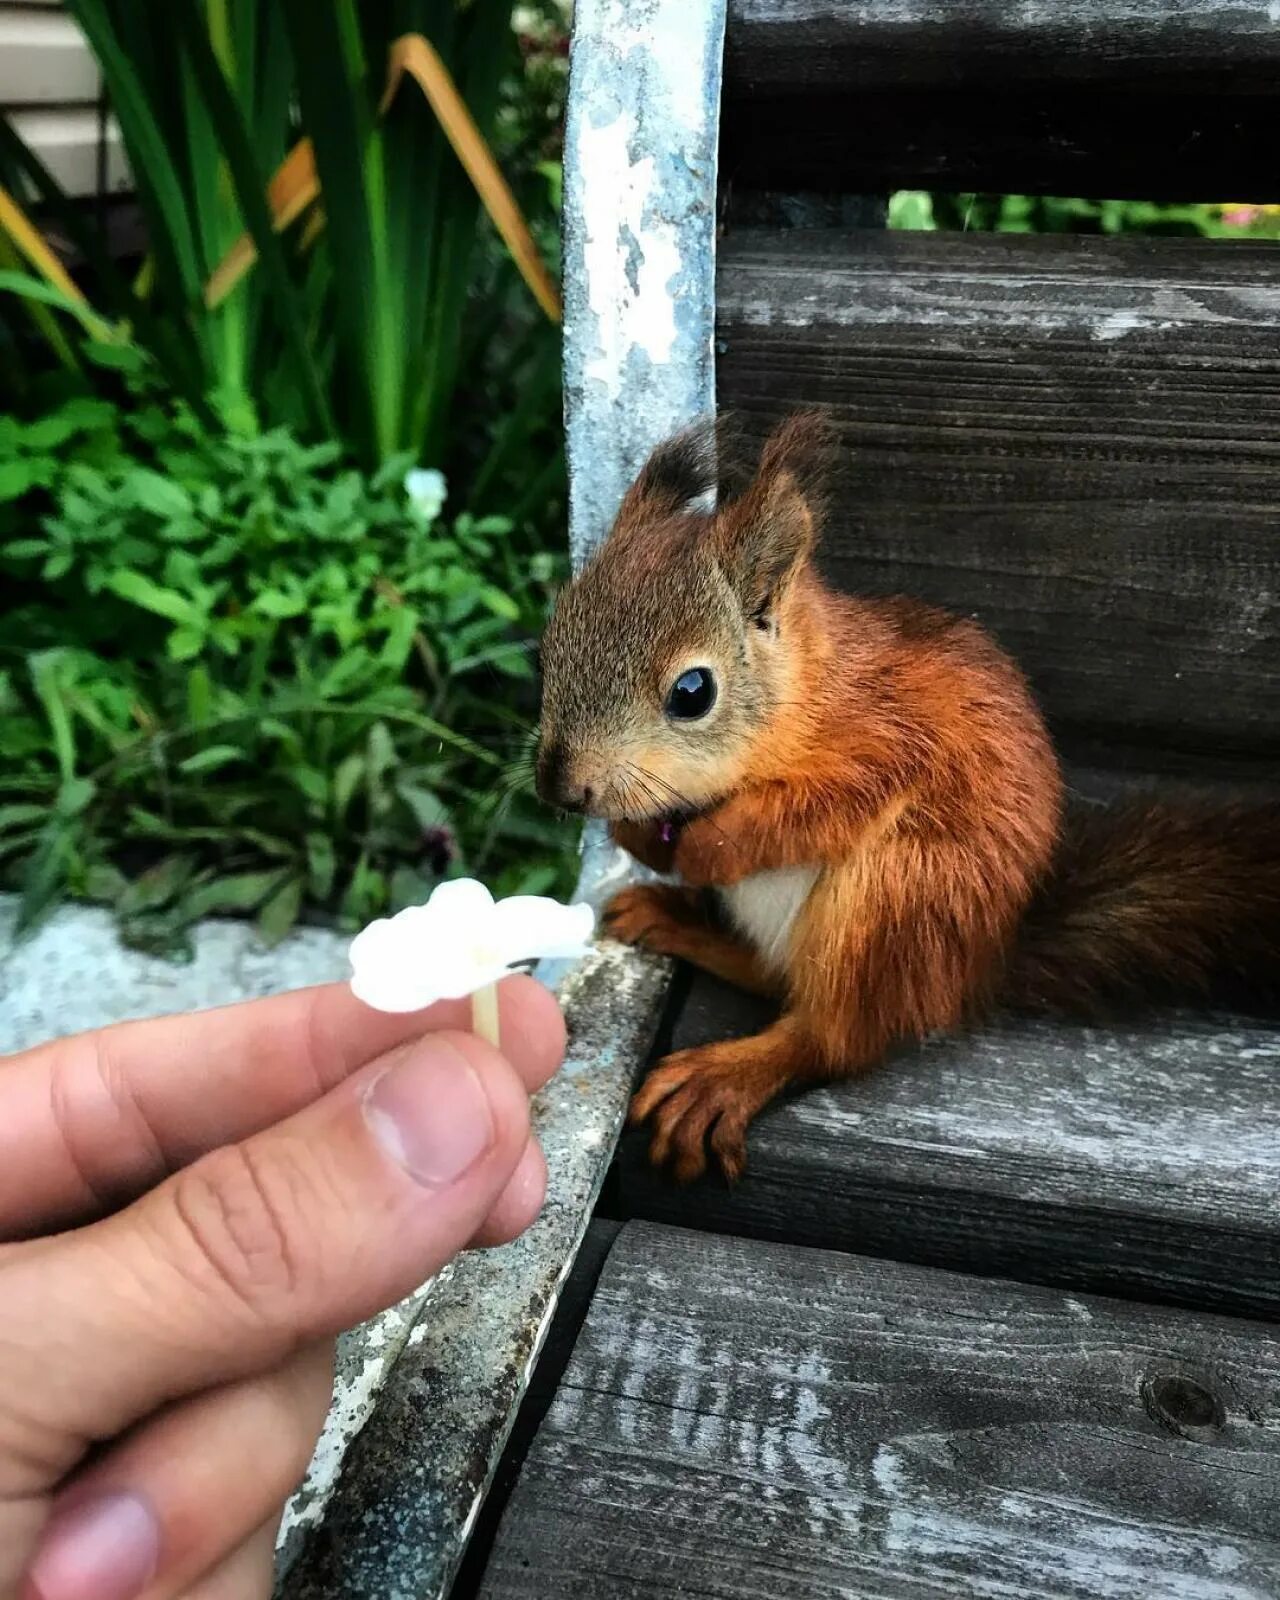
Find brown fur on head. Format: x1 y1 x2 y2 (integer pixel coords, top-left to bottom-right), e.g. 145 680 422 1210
536 413 831 821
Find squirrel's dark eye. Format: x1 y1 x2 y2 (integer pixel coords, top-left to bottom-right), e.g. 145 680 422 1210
665 666 717 721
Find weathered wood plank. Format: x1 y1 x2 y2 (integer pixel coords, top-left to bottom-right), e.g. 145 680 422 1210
722 1 1280 198
480 1221 1280 1600
728 0 1280 90
717 228 1280 768
616 973 1280 1318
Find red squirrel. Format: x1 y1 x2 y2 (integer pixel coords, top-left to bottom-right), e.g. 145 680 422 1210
536 413 1280 1183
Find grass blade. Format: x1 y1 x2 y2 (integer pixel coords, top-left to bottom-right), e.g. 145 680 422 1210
0 268 110 336
0 185 104 324
66 0 205 308
281 0 382 461
0 95 210 405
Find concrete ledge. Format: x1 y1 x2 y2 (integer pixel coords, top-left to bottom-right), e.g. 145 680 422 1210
0 897 351 1048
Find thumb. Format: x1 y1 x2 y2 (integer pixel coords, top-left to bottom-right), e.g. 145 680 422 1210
0 1030 531 1463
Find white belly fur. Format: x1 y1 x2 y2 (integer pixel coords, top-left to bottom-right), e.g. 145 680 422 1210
718 865 819 972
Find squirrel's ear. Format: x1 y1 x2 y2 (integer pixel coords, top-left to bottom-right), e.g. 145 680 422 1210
616 415 740 518
716 412 831 620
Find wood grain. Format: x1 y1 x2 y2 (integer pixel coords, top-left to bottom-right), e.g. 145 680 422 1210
480 1221 1280 1599
717 228 1280 768
727 0 1280 90
616 973 1280 1318
722 1 1280 197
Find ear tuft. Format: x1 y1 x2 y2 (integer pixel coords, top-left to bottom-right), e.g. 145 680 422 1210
715 411 833 619
754 410 834 516
624 414 747 514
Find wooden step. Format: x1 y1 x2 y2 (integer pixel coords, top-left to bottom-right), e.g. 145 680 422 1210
716 227 1280 772
615 972 1280 1319
722 0 1280 198
479 1220 1280 1599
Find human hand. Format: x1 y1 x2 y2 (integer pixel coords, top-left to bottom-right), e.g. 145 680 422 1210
0 974 565 1600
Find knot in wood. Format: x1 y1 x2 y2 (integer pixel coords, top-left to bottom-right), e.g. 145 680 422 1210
1142 1368 1226 1439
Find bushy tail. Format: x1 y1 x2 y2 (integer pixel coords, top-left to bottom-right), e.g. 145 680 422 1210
1003 798 1280 1018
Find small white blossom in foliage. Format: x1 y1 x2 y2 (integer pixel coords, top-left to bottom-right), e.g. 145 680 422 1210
349 878 594 1014
404 467 447 522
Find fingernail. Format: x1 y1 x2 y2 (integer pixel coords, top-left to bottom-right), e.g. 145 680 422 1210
24 1491 159 1600
363 1038 495 1186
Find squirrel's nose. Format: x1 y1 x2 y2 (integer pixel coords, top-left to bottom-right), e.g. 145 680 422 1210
535 743 593 813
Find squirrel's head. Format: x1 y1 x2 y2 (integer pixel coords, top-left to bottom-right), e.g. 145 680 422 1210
536 412 830 821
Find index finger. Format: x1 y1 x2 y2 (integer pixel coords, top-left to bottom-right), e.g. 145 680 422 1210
0 974 565 1239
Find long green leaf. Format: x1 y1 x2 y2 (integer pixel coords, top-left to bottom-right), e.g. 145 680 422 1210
66 0 205 307
0 115 210 407
281 0 381 461
169 0 333 438
0 269 107 334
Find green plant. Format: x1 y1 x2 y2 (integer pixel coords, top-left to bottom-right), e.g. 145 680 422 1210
889 191 1280 239
0 0 565 500
0 362 573 954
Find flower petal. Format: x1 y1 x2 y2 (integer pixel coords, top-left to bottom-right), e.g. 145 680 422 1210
348 879 594 1014
424 877 495 927
350 964 445 1013
348 908 447 1012
404 467 447 519
492 895 595 964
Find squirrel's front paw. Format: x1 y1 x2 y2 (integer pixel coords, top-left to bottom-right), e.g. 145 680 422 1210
602 884 700 953
629 1045 753 1184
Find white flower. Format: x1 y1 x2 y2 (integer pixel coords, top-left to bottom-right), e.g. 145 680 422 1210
348 877 594 1014
404 467 447 522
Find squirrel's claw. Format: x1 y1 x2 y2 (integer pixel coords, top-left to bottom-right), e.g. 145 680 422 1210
631 1020 811 1185
630 1045 751 1185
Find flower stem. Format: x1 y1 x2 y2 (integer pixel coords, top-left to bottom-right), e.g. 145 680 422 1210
471 982 501 1049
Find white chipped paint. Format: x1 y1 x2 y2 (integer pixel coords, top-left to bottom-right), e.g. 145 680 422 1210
578 110 681 393
741 0 1278 22
571 0 717 400
872 1443 912 1498
775 1015 1280 1212
719 865 819 970
1093 310 1145 340
563 0 723 568
277 1281 441 1549
724 276 1280 339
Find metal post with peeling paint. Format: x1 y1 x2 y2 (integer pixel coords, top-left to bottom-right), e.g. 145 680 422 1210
562 0 727 571
556 0 728 928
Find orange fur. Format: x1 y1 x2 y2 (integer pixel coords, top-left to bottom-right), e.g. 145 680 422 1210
538 414 1280 1184
619 574 1062 1180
